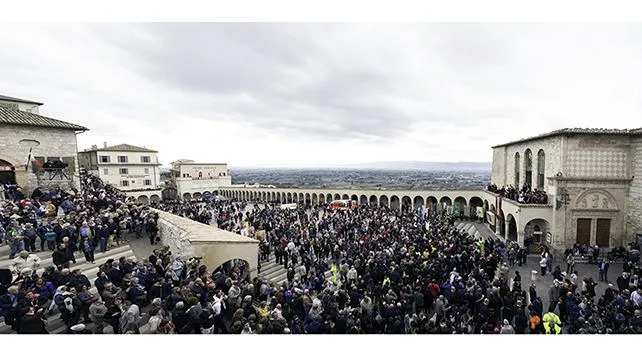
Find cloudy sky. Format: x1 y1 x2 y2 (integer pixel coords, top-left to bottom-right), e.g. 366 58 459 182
1 23 641 167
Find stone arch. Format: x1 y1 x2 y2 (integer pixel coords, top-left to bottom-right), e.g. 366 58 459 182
342 194 349 200
162 187 178 200
497 208 505 238
360 194 368 205
369 195 378 206
281 192 286 203
203 191 211 197
390 195 400 211
439 196 452 212
413 196 424 209
183 192 192 200
193 192 202 199
137 195 149 204
276 193 282 203
380 195 389 208
524 218 549 244
326 193 332 203
287 193 292 203
427 196 438 212
150 194 160 203
506 213 517 242
312 193 318 204
401 196 412 212
305 193 310 204
574 189 618 211
210 257 254 283
319 193 325 204
292 193 298 202
454 196 466 217
469 196 483 219
334 193 341 200
351 194 358 202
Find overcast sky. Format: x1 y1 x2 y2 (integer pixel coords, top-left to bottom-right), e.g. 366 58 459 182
1 23 641 168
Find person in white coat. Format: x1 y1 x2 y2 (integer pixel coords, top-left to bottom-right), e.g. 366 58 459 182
10 251 41 276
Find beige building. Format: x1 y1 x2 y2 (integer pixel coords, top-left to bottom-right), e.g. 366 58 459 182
171 160 232 199
0 94 87 194
78 143 162 203
486 128 642 252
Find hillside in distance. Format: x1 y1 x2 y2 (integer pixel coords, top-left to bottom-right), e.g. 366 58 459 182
344 161 491 172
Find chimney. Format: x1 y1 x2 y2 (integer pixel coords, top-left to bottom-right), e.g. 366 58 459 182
103 142 107 148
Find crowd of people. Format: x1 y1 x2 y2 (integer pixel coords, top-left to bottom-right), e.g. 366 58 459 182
487 183 548 205
3 173 642 334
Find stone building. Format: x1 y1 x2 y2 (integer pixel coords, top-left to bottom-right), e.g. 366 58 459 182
78 143 162 204
0 94 87 195
487 128 642 252
170 159 232 200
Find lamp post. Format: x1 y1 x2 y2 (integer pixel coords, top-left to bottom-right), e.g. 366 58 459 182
556 187 570 249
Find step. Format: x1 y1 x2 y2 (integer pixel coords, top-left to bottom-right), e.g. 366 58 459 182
0 246 136 334
0 245 133 272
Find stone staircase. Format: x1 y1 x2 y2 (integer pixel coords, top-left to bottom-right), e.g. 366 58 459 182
257 253 332 287
455 221 483 239
0 243 137 334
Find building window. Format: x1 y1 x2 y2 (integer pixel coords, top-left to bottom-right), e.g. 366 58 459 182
118 156 128 163
102 168 108 175
119 168 129 175
514 152 520 186
199 172 202 178
144 179 152 186
100 156 110 163
144 168 149 174
120 180 129 187
537 149 545 189
141 156 151 163
524 149 533 188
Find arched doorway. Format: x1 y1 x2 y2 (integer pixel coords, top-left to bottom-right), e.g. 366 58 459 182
305 193 310 204
413 196 424 209
390 195 400 211
469 196 483 219
342 194 349 200
454 197 467 218
312 193 318 204
0 159 16 185
360 195 368 205
525 218 550 245
506 214 517 242
211 258 252 283
369 195 378 206
319 193 325 204
150 194 160 203
326 194 332 203
497 208 505 238
193 192 202 199
439 196 452 213
401 196 412 212
427 196 438 213
183 193 192 201
137 195 149 204
351 194 358 202
334 194 341 200
380 195 389 208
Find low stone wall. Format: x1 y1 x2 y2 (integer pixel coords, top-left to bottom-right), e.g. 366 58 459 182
153 209 259 279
